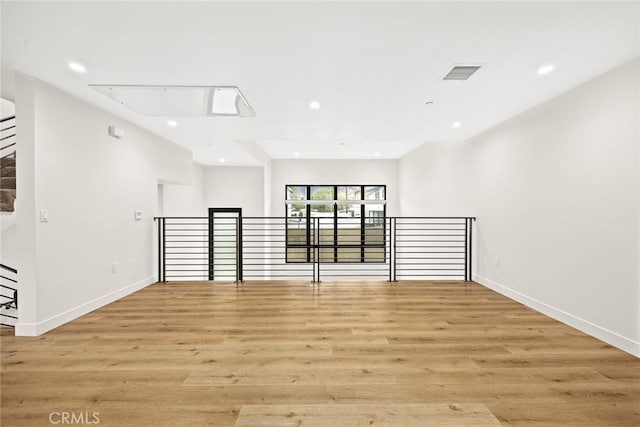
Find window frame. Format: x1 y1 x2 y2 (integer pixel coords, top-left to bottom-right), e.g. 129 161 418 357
285 184 387 263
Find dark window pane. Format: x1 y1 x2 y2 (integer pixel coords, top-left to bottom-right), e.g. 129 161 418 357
310 186 334 200
348 186 361 200
364 186 385 200
287 203 306 218
310 203 334 220
286 186 306 201
337 203 362 218
365 204 385 227
287 217 309 262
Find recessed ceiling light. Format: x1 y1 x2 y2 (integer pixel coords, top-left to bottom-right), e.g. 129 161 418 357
309 100 320 110
374 152 381 157
167 120 178 127
537 64 555 75
68 62 87 74
218 157 226 163
452 121 462 128
293 152 300 157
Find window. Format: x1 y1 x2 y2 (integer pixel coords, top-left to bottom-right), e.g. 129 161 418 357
285 185 386 263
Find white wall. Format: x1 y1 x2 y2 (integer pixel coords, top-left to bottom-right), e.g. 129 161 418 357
194 158 398 218
399 141 477 216
161 163 206 217
263 160 272 216
1 63 16 102
471 59 640 356
270 159 399 216
204 166 264 216
14 73 201 335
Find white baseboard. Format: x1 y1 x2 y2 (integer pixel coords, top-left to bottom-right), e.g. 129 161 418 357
474 274 640 358
15 276 156 336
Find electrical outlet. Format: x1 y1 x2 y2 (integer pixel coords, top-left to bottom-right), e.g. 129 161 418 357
112 263 118 274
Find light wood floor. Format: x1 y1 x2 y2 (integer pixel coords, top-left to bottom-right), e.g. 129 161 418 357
1 281 639 426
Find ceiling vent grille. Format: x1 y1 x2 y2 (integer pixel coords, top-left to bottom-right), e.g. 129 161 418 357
443 65 481 80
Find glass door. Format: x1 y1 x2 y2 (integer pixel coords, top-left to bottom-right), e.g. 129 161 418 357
208 208 242 281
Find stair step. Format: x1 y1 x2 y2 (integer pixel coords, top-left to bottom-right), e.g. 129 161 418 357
0 202 14 213
1 188 16 202
0 156 15 168
1 166 16 178
1 177 16 189
0 187 15 212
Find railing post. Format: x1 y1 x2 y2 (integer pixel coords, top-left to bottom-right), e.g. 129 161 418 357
388 217 393 283
236 216 243 283
235 216 238 283
393 217 397 282
161 218 166 283
309 217 321 286
208 214 214 281
156 218 161 283
311 216 316 284
316 217 321 284
464 218 469 281
469 217 474 282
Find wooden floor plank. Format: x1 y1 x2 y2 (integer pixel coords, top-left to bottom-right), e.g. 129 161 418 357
235 403 502 426
183 367 400 386
2 280 639 426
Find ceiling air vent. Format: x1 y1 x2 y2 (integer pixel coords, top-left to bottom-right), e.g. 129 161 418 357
442 65 481 81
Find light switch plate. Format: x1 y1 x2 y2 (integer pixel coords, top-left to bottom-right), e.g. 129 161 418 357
134 210 142 221
40 209 49 223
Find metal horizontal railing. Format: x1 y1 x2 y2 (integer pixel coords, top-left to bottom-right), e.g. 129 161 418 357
0 263 18 327
0 116 16 156
154 216 475 283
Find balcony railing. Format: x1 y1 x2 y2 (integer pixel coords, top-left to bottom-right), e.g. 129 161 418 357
155 216 475 283
0 263 18 327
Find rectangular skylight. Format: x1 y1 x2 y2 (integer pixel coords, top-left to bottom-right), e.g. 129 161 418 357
209 86 255 117
89 85 255 117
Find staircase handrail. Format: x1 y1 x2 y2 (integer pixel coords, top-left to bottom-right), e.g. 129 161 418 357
0 263 17 274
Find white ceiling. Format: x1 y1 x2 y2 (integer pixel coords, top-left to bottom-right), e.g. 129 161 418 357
1 1 638 165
